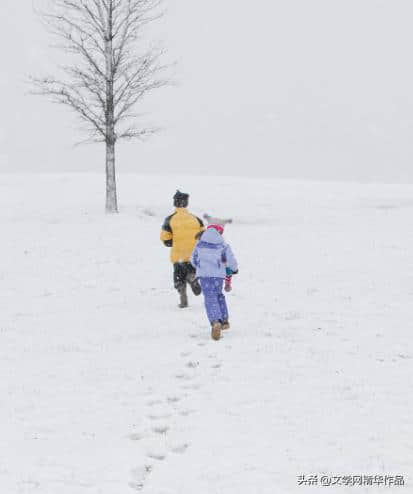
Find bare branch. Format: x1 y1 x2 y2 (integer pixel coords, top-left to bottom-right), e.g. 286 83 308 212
30 75 106 138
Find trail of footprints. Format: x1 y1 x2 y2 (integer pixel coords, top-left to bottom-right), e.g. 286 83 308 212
128 330 224 491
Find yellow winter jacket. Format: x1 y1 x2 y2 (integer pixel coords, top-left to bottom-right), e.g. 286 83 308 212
160 208 204 263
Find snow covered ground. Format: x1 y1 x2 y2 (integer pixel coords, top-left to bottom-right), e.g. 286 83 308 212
1 173 413 494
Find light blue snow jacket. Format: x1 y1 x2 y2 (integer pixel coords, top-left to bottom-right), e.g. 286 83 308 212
191 228 238 279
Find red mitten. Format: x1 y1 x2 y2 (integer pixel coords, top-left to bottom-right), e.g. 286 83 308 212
224 275 232 292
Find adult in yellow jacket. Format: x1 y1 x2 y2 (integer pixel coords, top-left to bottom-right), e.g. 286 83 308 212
160 190 205 307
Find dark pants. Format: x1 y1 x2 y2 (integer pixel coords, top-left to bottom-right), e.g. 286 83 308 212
173 262 196 291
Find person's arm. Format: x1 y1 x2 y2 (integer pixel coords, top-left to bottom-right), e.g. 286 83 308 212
191 246 199 268
224 244 238 274
160 215 173 247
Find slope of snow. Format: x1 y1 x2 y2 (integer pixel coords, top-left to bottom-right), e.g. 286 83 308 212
1 173 412 493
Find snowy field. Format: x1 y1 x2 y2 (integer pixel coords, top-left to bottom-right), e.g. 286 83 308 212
1 173 413 494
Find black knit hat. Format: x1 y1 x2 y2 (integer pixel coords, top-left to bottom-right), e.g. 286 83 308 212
173 190 189 207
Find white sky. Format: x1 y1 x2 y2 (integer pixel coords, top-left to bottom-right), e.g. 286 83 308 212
1 0 413 182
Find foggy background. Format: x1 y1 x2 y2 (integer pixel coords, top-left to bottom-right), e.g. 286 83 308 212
1 0 413 182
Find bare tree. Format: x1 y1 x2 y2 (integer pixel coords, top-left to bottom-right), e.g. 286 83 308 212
32 0 169 213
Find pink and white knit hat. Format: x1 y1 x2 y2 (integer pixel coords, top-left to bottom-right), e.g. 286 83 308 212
207 224 224 235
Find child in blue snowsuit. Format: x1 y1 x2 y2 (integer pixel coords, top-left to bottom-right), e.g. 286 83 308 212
191 224 238 340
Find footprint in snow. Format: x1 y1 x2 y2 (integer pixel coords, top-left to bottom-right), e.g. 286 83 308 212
182 382 201 391
129 464 152 491
152 423 169 434
147 410 172 420
175 372 194 381
169 442 189 454
146 449 167 461
146 398 163 406
128 431 146 441
166 394 182 404
284 311 301 321
129 481 143 491
186 361 199 369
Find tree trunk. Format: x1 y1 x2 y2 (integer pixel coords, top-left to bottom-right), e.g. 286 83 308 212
105 139 118 213
105 1 118 214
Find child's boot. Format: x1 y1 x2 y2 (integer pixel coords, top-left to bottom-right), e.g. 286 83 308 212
211 321 222 340
222 320 230 330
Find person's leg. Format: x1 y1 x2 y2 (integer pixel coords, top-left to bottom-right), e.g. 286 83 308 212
200 278 224 340
215 279 228 321
173 263 188 308
210 278 224 340
199 278 223 323
184 263 202 295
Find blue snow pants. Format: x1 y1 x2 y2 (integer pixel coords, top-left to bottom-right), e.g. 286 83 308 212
199 277 229 324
